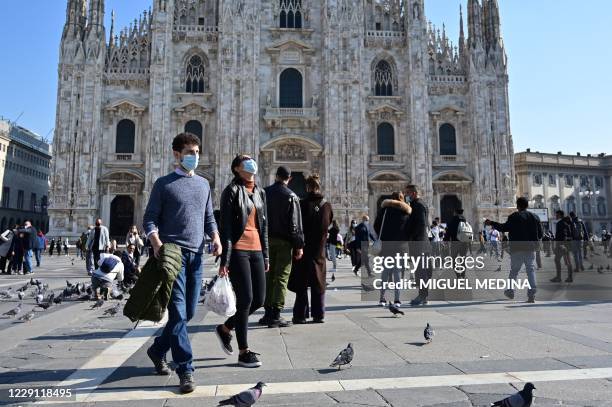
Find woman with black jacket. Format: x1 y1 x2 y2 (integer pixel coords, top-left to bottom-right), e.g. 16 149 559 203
373 191 412 307
216 154 269 368
288 175 333 324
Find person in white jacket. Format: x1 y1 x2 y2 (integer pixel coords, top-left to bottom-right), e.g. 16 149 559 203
91 251 124 300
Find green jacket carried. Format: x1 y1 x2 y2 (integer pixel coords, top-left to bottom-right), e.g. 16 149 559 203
123 243 182 323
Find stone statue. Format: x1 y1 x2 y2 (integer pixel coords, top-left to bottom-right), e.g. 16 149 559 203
311 93 318 107
266 93 272 107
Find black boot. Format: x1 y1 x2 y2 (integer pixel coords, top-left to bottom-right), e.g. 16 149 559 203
268 308 292 328
258 307 273 326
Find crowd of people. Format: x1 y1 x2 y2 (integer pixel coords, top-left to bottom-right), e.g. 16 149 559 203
1 131 610 395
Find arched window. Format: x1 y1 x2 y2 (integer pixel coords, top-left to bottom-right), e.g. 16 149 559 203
374 60 393 96
597 198 607 216
279 0 302 29
439 123 457 156
566 196 576 214
279 68 303 108
377 123 395 155
185 55 206 93
184 120 203 144
116 119 135 154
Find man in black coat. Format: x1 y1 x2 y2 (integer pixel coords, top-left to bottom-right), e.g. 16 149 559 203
261 166 304 328
353 215 376 277
403 185 432 306
445 208 470 278
486 197 543 302
551 210 574 283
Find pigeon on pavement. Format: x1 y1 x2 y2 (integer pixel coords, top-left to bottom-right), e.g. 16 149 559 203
36 293 44 304
2 303 22 318
103 302 122 317
330 343 354 370
389 303 404 317
19 309 36 322
53 294 64 304
91 298 104 309
218 382 266 406
37 302 52 310
491 382 536 407
18 291 25 300
331 273 336 282
424 323 434 344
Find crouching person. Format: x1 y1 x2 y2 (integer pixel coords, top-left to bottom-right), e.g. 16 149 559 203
92 250 124 300
121 243 140 287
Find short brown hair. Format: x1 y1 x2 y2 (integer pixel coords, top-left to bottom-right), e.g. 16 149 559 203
390 191 404 201
306 174 321 193
172 132 201 152
405 184 418 194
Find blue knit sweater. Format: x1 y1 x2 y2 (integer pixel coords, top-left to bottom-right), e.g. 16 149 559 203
143 172 218 253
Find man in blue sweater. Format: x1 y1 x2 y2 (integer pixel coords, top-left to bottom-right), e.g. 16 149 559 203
143 132 221 394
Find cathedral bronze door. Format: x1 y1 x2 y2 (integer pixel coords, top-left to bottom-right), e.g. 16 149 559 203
109 195 134 242
440 195 462 224
288 172 307 199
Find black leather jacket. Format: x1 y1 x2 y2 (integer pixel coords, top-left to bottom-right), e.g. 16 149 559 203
264 182 304 250
219 179 269 267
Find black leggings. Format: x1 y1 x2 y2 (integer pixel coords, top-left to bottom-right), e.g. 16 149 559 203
224 250 266 350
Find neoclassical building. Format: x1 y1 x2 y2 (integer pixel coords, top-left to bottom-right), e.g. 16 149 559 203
49 0 516 239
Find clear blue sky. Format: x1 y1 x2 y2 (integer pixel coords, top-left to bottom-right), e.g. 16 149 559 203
0 0 610 155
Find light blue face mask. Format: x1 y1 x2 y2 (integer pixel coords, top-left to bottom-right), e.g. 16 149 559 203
242 159 258 175
181 154 199 172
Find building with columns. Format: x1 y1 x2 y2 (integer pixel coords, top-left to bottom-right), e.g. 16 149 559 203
515 150 612 235
48 0 516 240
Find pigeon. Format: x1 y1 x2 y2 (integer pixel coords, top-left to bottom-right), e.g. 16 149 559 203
36 293 44 304
18 291 25 300
103 302 122 317
330 343 354 370
91 298 104 309
491 382 536 407
218 382 266 406
18 283 29 292
53 294 63 304
388 303 404 317
19 309 36 322
78 294 91 301
424 323 434 344
30 278 42 288
66 280 74 289
86 285 93 295
37 302 52 310
331 273 336 282
2 303 22 318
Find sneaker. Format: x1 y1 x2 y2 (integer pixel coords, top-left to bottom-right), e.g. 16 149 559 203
178 371 195 394
268 317 292 328
565 277 573 283
393 301 402 308
238 350 262 368
410 297 428 306
146 347 170 375
503 289 515 300
352 267 359 277
549 277 562 283
312 318 325 324
292 318 307 324
215 325 234 355
379 301 387 307
527 296 536 303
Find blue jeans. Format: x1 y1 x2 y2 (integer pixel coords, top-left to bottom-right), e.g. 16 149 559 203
150 249 203 374
34 249 42 267
23 250 33 274
571 241 584 270
508 251 537 296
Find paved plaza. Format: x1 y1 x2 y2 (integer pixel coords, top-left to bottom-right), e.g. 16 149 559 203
0 249 612 406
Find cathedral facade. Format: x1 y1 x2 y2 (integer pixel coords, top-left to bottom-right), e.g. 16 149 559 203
49 0 516 239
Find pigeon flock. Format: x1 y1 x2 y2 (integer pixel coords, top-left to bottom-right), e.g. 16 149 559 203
0 278 127 322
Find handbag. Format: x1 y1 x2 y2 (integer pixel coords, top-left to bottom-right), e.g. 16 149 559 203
371 210 386 256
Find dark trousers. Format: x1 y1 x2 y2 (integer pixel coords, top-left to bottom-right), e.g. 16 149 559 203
92 248 101 267
151 249 203 374
224 250 266 351
415 265 433 299
354 246 372 275
554 244 573 279
293 284 325 321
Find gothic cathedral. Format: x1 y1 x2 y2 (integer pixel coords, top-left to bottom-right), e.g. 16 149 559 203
49 0 516 239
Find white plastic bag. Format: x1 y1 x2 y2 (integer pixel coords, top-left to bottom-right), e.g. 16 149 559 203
202 276 236 317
